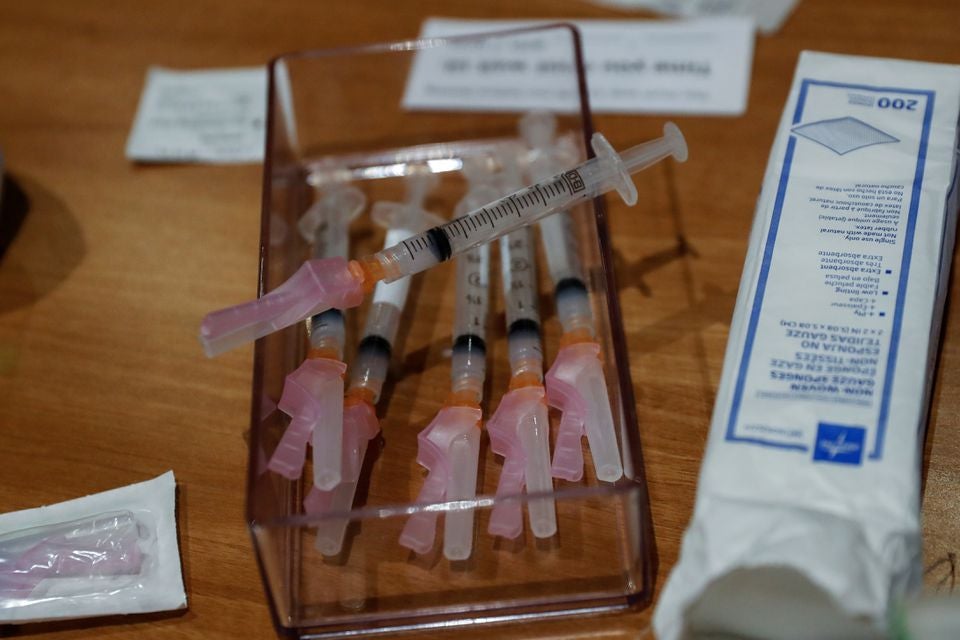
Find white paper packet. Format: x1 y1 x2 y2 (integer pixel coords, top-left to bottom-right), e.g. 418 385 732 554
655 51 960 639
0 471 186 623
125 66 267 164
584 0 799 34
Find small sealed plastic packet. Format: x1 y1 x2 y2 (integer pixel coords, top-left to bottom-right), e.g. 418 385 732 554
0 471 185 623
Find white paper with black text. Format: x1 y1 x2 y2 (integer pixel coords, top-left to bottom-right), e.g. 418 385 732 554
403 18 755 115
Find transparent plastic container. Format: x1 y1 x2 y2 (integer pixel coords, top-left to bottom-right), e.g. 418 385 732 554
247 25 655 637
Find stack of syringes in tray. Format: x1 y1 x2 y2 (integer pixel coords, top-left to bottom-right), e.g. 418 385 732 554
201 112 687 561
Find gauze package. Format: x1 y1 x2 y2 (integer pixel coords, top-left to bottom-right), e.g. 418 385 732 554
655 52 960 639
0 471 186 623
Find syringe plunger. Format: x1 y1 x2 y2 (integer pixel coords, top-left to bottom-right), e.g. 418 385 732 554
584 123 687 207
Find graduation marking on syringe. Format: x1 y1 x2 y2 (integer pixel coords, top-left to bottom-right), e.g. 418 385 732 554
405 169 591 265
459 180 573 248
506 196 521 217
534 184 547 207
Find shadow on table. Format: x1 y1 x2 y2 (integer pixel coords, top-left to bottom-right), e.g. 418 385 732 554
0 175 28 263
0 173 85 315
0 608 188 637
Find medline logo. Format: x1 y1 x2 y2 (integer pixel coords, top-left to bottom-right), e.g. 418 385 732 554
813 423 866 465
819 433 859 458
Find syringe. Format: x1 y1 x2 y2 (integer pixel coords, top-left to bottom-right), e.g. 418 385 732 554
399 161 497 561
486 153 557 540
199 124 687 357
520 111 627 483
303 174 441 557
267 183 364 491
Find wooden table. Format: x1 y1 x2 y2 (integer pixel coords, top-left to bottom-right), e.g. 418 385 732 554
0 1 956 637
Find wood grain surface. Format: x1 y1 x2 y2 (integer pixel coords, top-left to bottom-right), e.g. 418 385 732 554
0 1 957 638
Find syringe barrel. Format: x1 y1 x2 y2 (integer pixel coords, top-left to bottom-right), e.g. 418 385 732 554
349 301 400 403
522 129 587 285
348 222 421 401
306 196 352 359
309 309 345 359
365 225 416 348
499 226 543 380
371 169 595 283
450 242 489 401
521 118 596 336
537 211 584 286
537 208 595 336
553 277 594 337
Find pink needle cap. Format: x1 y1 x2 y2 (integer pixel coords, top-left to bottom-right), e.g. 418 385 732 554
199 257 364 357
487 386 556 539
268 357 347 481
399 406 481 555
546 342 624 483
